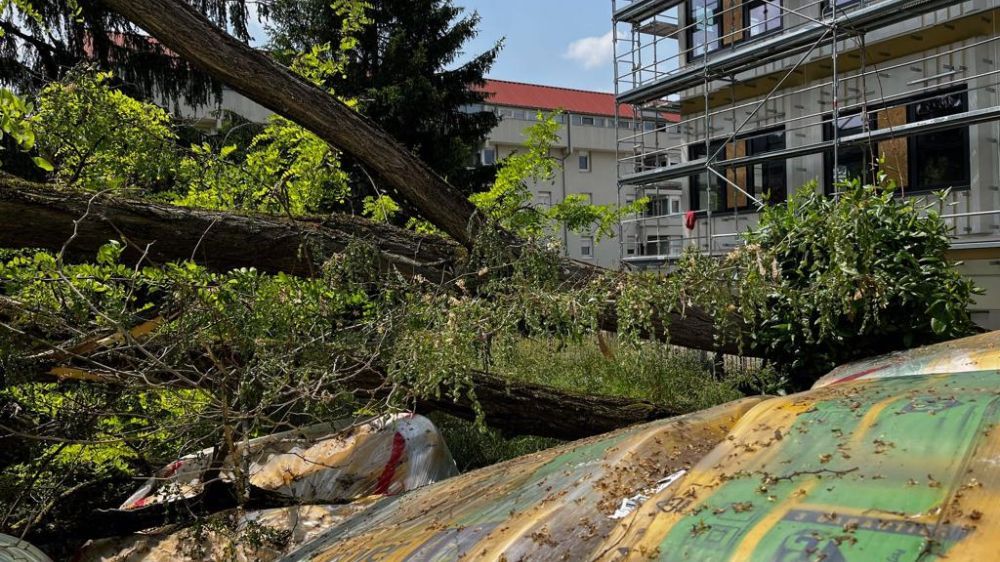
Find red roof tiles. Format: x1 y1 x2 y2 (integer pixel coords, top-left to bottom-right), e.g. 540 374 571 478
472 79 678 122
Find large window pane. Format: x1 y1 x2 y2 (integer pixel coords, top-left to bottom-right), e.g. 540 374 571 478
909 92 969 191
747 0 782 37
689 0 721 58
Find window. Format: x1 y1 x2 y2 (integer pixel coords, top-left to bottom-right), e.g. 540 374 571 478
824 0 859 13
644 235 683 257
481 147 497 166
745 0 782 37
824 112 878 190
578 151 591 172
535 190 552 208
582 116 596 126
580 192 593 204
748 130 787 203
580 236 594 258
688 0 722 59
469 147 497 168
823 88 969 193
690 127 787 212
645 193 682 217
687 0 782 61
909 92 969 191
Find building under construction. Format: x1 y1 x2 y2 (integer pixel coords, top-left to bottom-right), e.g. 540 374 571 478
613 0 1000 328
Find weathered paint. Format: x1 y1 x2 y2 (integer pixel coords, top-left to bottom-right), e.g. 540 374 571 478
88 332 1000 561
601 369 1000 560
814 331 1000 388
282 399 763 562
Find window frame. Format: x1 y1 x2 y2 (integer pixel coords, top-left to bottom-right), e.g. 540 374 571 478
481 146 497 167
822 86 970 194
580 235 595 259
743 0 784 39
907 91 970 193
688 126 787 213
535 190 553 209
578 151 592 173
686 0 784 63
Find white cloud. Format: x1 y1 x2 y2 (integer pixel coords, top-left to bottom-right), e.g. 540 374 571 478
564 31 614 70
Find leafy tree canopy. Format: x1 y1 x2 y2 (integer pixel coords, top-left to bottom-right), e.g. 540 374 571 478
266 0 501 197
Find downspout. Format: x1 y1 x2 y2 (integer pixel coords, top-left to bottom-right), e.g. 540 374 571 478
561 114 572 256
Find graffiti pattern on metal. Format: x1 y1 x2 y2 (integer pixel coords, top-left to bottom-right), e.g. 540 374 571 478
599 369 1000 560
814 331 1000 388
282 399 763 562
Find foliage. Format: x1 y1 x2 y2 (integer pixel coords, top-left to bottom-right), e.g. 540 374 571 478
495 337 766 412
430 413 558 472
31 69 179 191
727 176 981 385
175 18 366 215
176 116 350 214
362 194 401 223
266 0 501 198
0 86 53 176
0 0 255 105
471 111 647 241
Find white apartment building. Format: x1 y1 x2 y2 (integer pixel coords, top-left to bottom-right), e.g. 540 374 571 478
472 80 681 267
614 0 1000 328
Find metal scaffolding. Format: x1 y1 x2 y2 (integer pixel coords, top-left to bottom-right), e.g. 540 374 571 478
613 0 1000 266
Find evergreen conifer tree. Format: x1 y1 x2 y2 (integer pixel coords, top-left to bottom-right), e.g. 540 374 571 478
266 0 502 198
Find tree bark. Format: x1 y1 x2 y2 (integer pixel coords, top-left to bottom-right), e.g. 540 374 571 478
97 0 484 249
0 175 461 282
0 176 745 355
344 364 683 441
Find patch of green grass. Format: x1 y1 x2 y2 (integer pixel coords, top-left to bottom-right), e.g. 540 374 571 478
493 337 776 414
429 412 560 472
433 337 777 472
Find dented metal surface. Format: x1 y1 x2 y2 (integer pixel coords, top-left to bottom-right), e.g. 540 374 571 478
601 369 1000 560
282 399 763 562
814 331 1000 388
83 333 1000 561
281 333 1000 561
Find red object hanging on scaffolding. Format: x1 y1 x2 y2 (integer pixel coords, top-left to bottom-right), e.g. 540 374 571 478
684 210 697 230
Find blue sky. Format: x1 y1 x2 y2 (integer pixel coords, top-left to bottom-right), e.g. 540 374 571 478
247 1 618 93
455 1 617 92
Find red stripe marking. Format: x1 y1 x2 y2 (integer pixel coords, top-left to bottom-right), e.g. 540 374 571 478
374 431 406 496
831 364 891 385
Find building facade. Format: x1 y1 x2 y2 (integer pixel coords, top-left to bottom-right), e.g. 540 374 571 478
472 80 681 267
613 0 1000 329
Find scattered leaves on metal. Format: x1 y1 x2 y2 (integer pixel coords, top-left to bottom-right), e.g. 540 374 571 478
282 399 763 561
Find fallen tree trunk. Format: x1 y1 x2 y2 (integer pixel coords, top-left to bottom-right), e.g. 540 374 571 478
89 0 748 355
28 330 683 442
0 177 745 354
98 0 484 250
0 175 461 282
344 364 682 441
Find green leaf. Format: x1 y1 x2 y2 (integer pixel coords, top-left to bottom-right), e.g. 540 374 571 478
32 156 54 172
